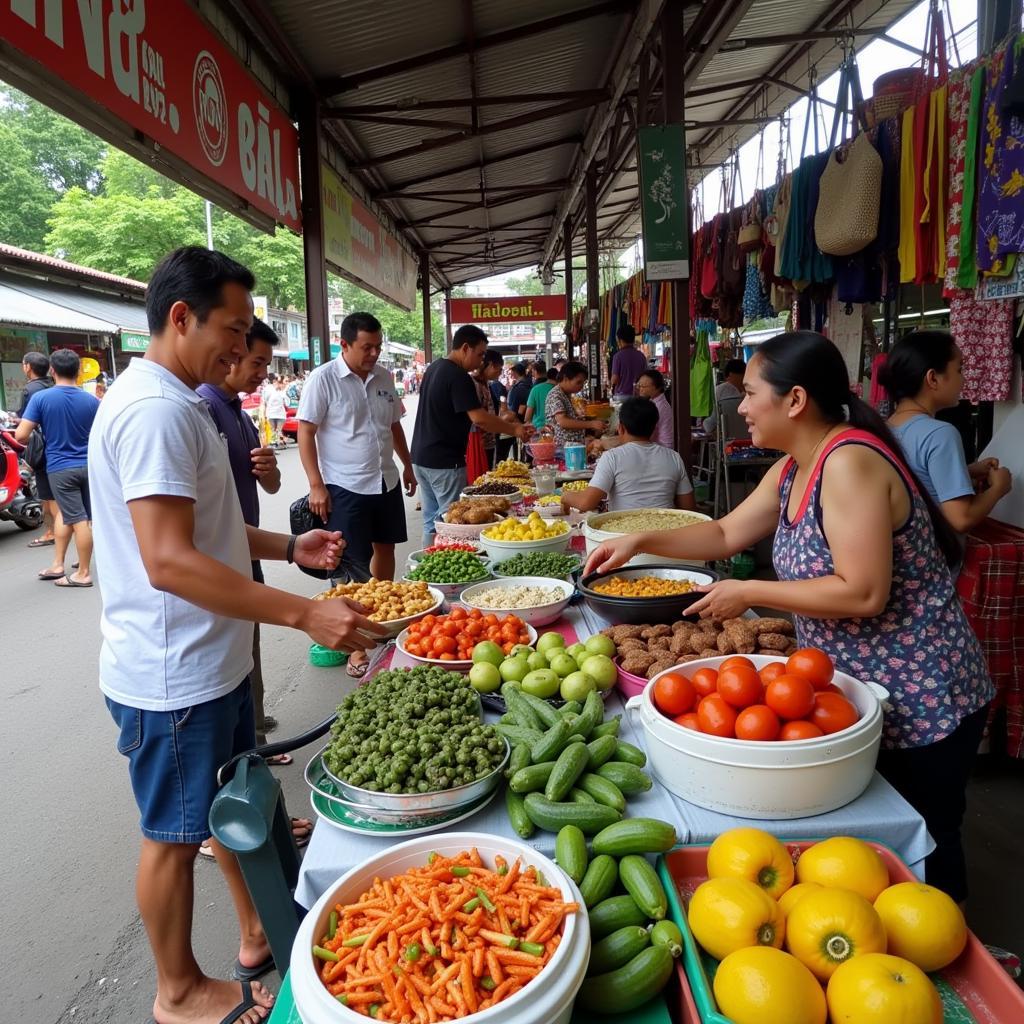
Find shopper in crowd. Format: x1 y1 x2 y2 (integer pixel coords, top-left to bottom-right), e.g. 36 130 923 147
609 324 647 398
524 360 553 432
506 362 532 422
262 377 288 447
545 360 607 448
17 350 58 548
286 375 302 406
89 246 384 1024
16 347 97 588
470 349 505 469
411 325 531 546
636 369 673 447
299 311 417 678
562 398 695 514
702 358 747 437
883 330 1012 534
587 331 991 904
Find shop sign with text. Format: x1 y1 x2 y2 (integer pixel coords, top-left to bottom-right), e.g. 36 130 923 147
322 165 417 311
120 331 149 353
449 295 568 324
637 125 689 280
1 1 301 230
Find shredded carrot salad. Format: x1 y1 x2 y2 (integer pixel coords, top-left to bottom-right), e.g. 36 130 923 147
313 848 579 1021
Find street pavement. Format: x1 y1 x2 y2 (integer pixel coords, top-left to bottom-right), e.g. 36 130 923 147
1 397 425 1023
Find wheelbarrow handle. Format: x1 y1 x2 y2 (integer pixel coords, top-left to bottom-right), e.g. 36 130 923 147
217 711 337 786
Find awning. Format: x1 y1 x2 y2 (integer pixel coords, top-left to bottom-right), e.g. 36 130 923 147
0 281 119 333
273 347 310 360
0 273 149 334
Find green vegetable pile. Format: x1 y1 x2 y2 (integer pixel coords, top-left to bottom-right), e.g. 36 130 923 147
324 666 507 793
492 551 581 579
406 550 490 584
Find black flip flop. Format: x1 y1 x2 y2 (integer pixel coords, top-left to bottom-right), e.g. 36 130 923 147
28 537 54 548
38 570 65 580
54 575 93 588
231 954 275 983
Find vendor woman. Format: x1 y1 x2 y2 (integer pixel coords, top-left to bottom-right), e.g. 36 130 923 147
586 332 992 903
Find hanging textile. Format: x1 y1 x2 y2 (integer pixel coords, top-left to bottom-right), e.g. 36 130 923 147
977 40 1024 273
948 292 1015 402
943 66 973 292
956 64 987 290
743 262 774 322
690 330 714 418
917 84 948 281
826 291 865 386
778 152 834 286
898 104 919 282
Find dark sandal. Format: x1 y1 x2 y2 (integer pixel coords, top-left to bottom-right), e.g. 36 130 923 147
54 575 93 588
231 954 275 982
217 980 267 1023
346 658 369 679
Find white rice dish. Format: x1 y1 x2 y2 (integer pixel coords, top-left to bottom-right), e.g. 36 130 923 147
470 584 566 609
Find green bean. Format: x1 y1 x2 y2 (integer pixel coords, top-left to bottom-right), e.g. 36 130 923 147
451 866 471 877
463 897 481 913
327 911 338 940
342 933 369 948
519 941 545 956
313 945 339 962
476 887 496 913
480 976 496 991
404 943 421 962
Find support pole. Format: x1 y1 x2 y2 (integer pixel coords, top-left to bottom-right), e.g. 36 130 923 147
444 287 453 353
420 252 432 364
662 0 691 468
563 217 574 360
298 95 330 365
585 163 601 398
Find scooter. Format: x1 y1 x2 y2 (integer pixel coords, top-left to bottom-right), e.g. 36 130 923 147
0 429 44 531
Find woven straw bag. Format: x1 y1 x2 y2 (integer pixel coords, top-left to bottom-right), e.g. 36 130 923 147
815 132 882 256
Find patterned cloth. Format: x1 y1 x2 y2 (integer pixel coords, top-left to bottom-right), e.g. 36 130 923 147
956 519 1024 758
958 64 987 289
742 262 774 323
772 429 994 750
944 67 972 292
947 292 1015 402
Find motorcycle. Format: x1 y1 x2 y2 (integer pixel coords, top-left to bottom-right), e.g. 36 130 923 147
0 428 44 531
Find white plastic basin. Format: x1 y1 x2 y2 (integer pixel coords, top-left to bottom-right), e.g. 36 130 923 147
583 509 712 568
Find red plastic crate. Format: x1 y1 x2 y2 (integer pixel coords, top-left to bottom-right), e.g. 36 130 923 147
660 840 1024 1024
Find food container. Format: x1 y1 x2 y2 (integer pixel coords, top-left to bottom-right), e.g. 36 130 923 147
370 586 446 639
491 552 583 582
479 528 572 563
583 509 712 568
407 546 486 564
462 487 524 505
460 576 575 627
563 443 586 471
402 563 491 601
435 513 505 542
585 402 613 420
290 833 590 1024
614 656 649 699
527 441 556 463
396 622 539 671
530 466 558 495
579 566 719 625
627 655 886 819
661 840 1024 1024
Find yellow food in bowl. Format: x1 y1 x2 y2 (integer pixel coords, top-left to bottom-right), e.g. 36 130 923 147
562 480 589 492
483 511 570 542
591 576 697 598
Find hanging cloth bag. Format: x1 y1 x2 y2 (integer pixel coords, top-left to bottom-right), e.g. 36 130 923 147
739 131 767 252
815 52 883 256
690 329 714 419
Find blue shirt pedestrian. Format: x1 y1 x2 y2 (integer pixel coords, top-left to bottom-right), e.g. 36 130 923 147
23 384 98 472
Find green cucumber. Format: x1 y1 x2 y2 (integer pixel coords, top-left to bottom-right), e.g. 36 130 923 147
522 792 621 835
559 700 583 716
613 740 647 767
569 689 605 737
591 818 678 856
545 742 590 802
503 684 542 731
509 761 556 794
618 855 668 920
649 920 683 958
587 894 647 939
554 825 588 884
505 789 534 839
518 691 561 728
499 712 518 725
529 718 572 763
577 946 675 1014
506 743 532 778
569 787 596 804
566 732 586 744
578 854 619 909
590 716 621 739
495 723 543 748
596 761 653 795
586 926 651 976
577 772 626 813
584 734 619 771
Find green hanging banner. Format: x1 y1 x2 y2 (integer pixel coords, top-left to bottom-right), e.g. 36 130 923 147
637 124 690 281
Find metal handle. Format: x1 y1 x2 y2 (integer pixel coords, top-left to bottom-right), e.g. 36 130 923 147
217 711 337 787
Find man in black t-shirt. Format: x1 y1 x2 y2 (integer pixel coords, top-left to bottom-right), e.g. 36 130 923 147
17 351 57 548
411 325 531 545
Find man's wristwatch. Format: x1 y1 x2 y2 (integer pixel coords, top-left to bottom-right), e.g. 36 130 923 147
286 535 297 564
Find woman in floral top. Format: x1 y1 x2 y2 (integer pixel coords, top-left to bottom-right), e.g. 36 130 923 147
586 332 992 902
544 360 607 449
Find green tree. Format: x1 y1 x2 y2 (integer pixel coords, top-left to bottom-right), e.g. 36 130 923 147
0 119 54 249
329 275 442 348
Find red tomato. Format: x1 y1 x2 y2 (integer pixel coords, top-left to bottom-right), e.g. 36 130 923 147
764 674 816 720
734 704 781 741
653 672 696 717
484 614 499 627
779 720 825 741
786 647 835 690
716 664 763 709
449 606 467 620
823 682 845 694
690 667 720 699
442 620 461 638
406 641 423 656
697 694 738 738
809 691 859 734
468 608 483 620
719 656 757 674
674 712 701 731
759 662 787 686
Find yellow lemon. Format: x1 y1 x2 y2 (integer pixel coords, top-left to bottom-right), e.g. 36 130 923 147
687 877 785 961
785 887 887 982
826 953 942 1024
714 946 827 1024
796 836 889 902
874 882 967 972
778 882 824 918
707 827 796 900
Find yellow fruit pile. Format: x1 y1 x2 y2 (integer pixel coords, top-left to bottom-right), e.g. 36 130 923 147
687 828 966 1024
482 511 569 541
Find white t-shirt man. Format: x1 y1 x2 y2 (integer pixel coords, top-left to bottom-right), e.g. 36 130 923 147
88 359 253 711
298 357 402 495
263 386 287 421
589 441 693 511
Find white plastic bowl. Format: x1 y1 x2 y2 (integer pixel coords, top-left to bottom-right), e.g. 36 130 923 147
435 513 505 542
291 832 590 1024
479 525 572 562
396 622 539 671
627 655 887 819
459 576 575 627
583 508 711 568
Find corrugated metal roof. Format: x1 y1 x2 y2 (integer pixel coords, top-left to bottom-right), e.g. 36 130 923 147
0 283 120 333
0 245 145 292
0 274 148 333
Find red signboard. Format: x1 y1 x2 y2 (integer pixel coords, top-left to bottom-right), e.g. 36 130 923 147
1 1 301 231
449 295 568 324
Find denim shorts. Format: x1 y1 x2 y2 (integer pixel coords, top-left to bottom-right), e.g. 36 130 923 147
106 679 256 844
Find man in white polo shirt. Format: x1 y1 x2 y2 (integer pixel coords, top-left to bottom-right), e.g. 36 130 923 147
89 247 384 1024
298 311 416 677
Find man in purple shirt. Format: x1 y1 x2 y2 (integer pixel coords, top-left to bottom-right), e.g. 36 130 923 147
609 324 648 398
636 369 674 447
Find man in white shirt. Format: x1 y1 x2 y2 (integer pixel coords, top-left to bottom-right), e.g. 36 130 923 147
90 247 384 1024
262 377 288 447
